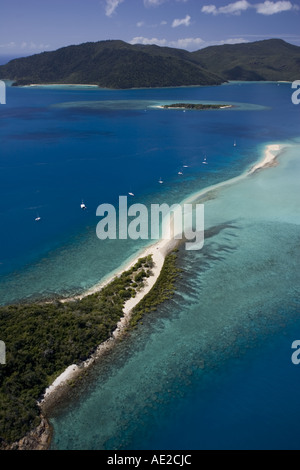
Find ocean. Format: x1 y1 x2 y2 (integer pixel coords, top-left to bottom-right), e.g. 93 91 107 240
0 80 299 449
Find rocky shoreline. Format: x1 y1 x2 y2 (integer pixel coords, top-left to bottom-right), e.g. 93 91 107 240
0 416 52 451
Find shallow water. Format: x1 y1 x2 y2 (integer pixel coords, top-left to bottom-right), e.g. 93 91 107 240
50 142 300 450
1 81 300 449
1 81 297 304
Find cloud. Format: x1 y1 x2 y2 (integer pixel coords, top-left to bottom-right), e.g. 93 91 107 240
215 37 249 45
202 1 250 15
169 38 205 49
130 36 204 50
130 37 168 46
201 0 299 15
172 14 191 27
129 36 250 51
142 0 189 7
0 41 50 52
255 1 299 15
105 0 124 17
137 21 145 27
21 42 50 50
0 42 16 49
201 5 218 14
219 0 250 14
143 0 167 6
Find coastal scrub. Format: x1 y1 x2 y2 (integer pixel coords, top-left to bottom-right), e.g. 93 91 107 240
0 255 156 444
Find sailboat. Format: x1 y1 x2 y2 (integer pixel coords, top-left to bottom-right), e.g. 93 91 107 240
202 156 208 165
158 177 163 184
234 140 237 147
80 200 87 210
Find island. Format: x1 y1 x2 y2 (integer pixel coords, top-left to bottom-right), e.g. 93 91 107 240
0 39 300 89
161 103 233 110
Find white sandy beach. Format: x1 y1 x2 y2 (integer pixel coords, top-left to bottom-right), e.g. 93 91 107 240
41 235 178 403
25 83 99 88
249 144 282 173
41 142 284 404
153 104 233 110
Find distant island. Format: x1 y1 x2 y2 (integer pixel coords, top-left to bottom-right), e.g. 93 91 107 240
0 38 300 89
162 103 233 110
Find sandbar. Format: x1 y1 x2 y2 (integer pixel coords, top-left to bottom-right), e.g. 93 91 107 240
41 142 285 405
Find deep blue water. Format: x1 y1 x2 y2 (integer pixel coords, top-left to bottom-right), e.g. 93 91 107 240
0 81 298 300
1 81 300 450
140 322 300 451
0 83 263 300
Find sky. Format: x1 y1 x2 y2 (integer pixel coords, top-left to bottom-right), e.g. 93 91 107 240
1 0 300 59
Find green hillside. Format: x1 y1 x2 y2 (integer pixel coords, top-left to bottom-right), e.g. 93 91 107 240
0 40 223 88
0 38 299 89
192 39 300 81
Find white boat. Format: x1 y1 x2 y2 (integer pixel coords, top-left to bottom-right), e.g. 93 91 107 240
178 171 183 175
234 140 237 147
183 165 188 168
202 156 208 165
158 177 163 184
35 216 41 222
128 192 135 197
81 201 87 210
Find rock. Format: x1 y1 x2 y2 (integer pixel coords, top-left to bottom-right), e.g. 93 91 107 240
0 415 52 451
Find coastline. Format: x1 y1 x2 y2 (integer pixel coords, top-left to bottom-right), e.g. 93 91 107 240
248 143 282 173
40 142 285 407
183 143 285 207
152 104 233 110
11 80 293 90
23 83 99 88
13 141 285 450
40 235 179 408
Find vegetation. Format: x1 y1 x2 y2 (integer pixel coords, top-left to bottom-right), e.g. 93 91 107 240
163 103 231 110
0 254 158 444
129 251 181 328
0 38 299 89
192 39 300 82
0 40 223 89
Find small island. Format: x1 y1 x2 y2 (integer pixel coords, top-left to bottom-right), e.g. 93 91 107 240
162 103 233 110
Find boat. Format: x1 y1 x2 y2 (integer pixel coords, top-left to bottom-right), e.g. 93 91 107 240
35 216 41 222
202 156 208 165
178 171 183 175
234 140 237 147
128 192 135 197
158 177 163 184
81 201 87 210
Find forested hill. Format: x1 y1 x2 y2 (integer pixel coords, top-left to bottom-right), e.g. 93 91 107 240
0 38 299 88
0 40 223 88
192 39 300 82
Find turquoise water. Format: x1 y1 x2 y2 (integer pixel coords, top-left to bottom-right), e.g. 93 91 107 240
1 81 300 449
